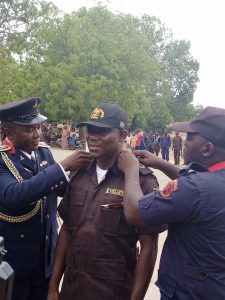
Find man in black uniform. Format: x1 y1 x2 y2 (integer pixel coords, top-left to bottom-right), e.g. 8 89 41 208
0 97 92 300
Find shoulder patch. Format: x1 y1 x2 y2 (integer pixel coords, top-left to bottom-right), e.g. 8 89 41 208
139 165 153 176
0 145 11 152
38 142 50 148
160 179 178 198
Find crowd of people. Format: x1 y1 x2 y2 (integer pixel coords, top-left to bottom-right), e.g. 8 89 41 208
0 97 225 300
40 124 80 150
26 121 184 166
128 129 183 165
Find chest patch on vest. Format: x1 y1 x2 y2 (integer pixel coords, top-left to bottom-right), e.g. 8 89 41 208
105 188 124 197
160 179 178 198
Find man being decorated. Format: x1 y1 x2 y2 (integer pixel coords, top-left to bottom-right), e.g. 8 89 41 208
47 103 165 300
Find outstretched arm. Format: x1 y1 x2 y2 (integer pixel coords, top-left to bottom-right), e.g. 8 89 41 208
118 150 180 226
134 150 180 179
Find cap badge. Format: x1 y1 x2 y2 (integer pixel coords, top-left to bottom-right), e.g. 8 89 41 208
120 121 125 129
90 108 104 120
33 99 38 108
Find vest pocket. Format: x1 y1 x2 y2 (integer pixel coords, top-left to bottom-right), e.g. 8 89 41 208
94 258 126 280
98 207 122 235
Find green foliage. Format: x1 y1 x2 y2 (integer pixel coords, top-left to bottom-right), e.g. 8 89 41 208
0 3 200 129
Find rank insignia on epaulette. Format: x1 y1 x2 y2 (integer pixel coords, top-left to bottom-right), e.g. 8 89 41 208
105 188 124 197
139 164 153 175
40 160 48 167
0 145 11 152
160 179 178 198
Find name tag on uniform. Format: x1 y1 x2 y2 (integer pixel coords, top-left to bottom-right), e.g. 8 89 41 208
105 188 124 197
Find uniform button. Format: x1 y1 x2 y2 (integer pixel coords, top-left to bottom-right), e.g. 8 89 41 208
60 181 64 185
46 214 49 219
43 196 47 200
46 235 48 240
51 187 54 190
55 185 58 188
20 234 24 238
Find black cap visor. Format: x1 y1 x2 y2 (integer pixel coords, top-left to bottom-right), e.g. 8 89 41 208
77 120 114 128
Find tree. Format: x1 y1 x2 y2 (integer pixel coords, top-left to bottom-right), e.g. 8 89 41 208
161 40 199 120
0 0 58 51
15 6 163 124
0 4 200 128
138 16 199 123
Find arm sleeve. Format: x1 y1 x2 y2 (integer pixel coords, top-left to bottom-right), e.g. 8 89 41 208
0 161 68 210
138 171 167 234
139 175 201 225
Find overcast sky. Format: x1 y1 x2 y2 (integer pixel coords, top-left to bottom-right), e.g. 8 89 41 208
51 0 225 109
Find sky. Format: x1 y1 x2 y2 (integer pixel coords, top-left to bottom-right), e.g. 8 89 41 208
51 0 225 109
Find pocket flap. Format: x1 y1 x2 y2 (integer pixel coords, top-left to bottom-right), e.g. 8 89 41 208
94 259 126 281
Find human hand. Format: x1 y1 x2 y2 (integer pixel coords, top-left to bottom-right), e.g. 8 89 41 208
117 150 139 173
46 288 60 300
60 149 92 172
134 150 164 169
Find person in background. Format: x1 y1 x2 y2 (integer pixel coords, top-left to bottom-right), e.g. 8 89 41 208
160 130 171 161
148 131 155 153
134 129 142 150
130 133 136 152
143 131 154 153
47 103 164 300
172 132 183 165
118 106 225 300
153 131 161 156
60 124 68 150
68 127 77 150
0 98 92 300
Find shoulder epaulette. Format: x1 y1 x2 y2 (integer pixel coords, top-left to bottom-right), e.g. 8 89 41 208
179 162 208 177
0 145 11 152
38 142 50 148
139 164 153 176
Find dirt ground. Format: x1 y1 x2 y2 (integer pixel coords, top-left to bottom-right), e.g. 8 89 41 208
51 147 182 300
